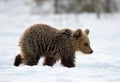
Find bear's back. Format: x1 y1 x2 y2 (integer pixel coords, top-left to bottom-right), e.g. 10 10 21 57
27 24 57 36
19 24 58 45
19 24 74 57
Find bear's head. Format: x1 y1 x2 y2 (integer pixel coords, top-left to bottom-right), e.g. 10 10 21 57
73 28 93 54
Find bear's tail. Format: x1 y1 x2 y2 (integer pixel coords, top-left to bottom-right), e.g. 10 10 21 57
14 54 22 66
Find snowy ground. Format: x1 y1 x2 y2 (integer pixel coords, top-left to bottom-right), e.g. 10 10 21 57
0 13 120 82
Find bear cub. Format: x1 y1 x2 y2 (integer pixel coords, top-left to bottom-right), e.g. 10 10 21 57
14 24 93 68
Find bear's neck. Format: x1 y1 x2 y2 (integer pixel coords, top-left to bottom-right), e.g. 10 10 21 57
73 37 83 52
74 41 80 51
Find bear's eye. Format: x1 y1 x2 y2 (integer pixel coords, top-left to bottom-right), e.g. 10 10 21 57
84 43 88 47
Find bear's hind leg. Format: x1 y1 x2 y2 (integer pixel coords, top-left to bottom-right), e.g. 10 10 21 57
14 54 22 66
43 57 57 67
25 55 40 66
61 57 75 68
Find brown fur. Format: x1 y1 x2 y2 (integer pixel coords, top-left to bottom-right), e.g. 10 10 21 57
14 54 22 66
14 24 93 68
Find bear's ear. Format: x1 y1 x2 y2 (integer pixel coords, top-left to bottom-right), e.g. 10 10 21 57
84 29 89 35
73 29 82 39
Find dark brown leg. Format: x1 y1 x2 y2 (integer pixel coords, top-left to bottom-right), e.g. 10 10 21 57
43 57 57 67
61 57 75 68
25 55 40 66
14 54 22 66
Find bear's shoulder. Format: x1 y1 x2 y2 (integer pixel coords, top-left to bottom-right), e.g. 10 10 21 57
60 28 72 38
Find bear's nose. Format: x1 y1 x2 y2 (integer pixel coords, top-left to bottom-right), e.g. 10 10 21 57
91 50 93 54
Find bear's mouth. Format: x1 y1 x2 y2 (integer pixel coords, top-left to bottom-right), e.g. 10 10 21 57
80 50 93 54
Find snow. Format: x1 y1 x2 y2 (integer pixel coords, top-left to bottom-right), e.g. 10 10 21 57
0 0 120 81
0 13 120 82
0 0 31 15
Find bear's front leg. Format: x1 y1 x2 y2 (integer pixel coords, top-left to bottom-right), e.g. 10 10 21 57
43 57 57 67
61 57 75 68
